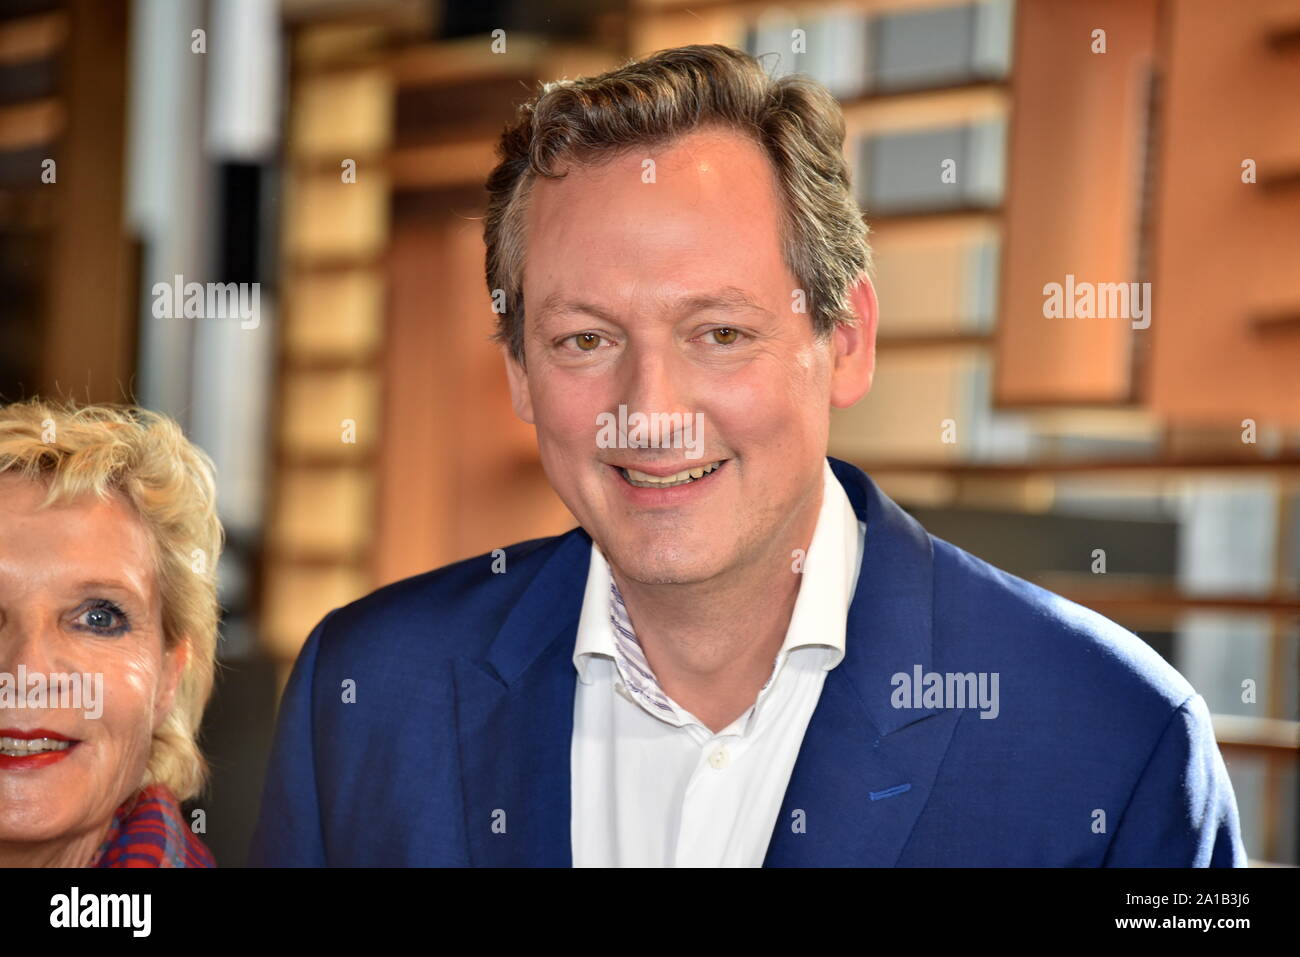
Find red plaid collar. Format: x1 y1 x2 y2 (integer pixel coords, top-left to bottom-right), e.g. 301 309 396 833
92 784 215 868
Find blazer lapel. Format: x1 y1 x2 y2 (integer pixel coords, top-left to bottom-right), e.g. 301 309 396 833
455 528 591 866
764 459 963 866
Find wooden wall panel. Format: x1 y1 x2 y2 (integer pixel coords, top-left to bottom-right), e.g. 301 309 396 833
994 0 1158 407
374 202 574 588
42 0 134 403
1147 0 1300 427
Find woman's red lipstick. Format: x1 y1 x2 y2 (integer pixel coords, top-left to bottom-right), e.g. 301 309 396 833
0 729 79 770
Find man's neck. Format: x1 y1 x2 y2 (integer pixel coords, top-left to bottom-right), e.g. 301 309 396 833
608 480 824 733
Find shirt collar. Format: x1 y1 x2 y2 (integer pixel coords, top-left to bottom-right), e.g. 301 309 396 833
780 457 862 670
573 530 618 684
573 458 863 682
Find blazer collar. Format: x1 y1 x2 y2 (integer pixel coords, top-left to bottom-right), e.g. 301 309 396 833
763 458 959 866
829 456 939 737
454 524 588 866
485 526 592 688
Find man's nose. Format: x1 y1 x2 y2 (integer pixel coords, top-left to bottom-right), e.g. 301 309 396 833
620 348 696 431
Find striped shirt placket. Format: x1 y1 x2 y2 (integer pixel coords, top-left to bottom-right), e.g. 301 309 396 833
608 580 683 723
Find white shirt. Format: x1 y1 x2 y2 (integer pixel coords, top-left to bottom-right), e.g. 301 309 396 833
570 460 867 867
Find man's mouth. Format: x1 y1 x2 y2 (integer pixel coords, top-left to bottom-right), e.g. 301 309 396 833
617 459 726 489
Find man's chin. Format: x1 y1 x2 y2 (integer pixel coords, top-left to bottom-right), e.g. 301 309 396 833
600 536 732 587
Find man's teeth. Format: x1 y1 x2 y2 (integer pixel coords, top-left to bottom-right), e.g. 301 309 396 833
622 461 722 488
0 736 73 756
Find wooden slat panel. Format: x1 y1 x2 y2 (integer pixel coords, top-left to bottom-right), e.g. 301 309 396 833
0 10 66 64
269 466 375 555
284 166 390 258
994 0 1158 406
872 216 1000 336
280 367 381 455
262 562 371 659
1147 0 1300 427
41 0 132 404
0 98 61 151
283 267 385 358
830 348 986 462
374 203 574 587
290 67 391 158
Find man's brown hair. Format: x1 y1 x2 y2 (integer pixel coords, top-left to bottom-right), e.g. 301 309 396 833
483 43 870 362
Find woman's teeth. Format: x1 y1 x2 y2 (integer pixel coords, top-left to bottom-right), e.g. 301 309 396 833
0 737 73 756
621 461 723 488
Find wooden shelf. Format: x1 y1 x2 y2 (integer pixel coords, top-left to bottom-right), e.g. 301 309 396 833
876 332 992 350
264 545 371 569
1251 308 1300 337
389 139 498 190
285 252 386 274
281 352 383 373
866 207 1002 229
1049 585 1300 617
1213 715 1299 757
391 34 615 89
0 10 66 64
275 448 378 469
1264 14 1300 54
855 455 1300 475
0 98 63 151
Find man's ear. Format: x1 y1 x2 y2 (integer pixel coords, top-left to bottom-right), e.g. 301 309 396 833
829 276 879 409
503 345 535 424
154 637 190 728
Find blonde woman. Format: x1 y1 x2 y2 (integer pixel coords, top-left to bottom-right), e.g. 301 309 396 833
0 399 222 867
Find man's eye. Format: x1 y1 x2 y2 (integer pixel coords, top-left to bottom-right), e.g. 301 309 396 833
75 600 130 636
706 327 743 346
566 333 605 352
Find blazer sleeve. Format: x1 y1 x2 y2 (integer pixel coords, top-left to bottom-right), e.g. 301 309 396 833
1102 694 1247 867
247 612 334 866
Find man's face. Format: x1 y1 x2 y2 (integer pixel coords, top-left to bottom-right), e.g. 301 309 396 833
509 126 872 586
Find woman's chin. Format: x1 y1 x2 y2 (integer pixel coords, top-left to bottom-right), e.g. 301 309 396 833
0 785 96 840
0 814 79 846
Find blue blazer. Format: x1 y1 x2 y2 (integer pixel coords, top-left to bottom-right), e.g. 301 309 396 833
249 458 1246 866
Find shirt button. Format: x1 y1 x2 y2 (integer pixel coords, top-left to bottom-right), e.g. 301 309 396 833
708 747 730 769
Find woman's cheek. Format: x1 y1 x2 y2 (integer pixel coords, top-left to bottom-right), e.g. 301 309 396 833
101 648 163 775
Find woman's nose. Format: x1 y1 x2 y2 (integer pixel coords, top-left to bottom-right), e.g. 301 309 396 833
0 614 62 677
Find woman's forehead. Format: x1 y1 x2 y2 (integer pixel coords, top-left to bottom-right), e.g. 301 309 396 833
0 477 157 603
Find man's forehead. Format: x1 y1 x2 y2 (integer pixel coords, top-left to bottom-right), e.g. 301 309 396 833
520 125 791 325
533 285 775 325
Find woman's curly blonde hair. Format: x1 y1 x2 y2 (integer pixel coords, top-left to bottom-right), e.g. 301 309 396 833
0 398 222 801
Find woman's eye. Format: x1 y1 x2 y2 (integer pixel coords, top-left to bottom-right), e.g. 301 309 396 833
706 327 742 346
75 600 130 636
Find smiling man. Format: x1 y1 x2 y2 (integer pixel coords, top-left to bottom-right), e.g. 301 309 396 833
251 45 1245 867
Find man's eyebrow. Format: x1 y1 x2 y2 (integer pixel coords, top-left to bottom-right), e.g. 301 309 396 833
534 293 618 325
675 286 774 318
533 286 773 325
